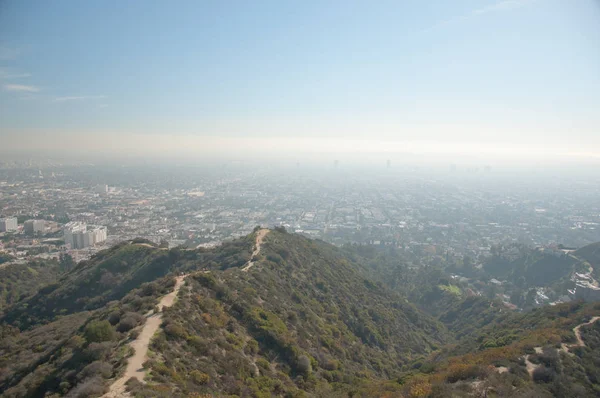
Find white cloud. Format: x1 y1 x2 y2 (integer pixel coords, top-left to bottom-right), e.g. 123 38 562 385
53 95 106 102
0 68 31 79
3 84 40 93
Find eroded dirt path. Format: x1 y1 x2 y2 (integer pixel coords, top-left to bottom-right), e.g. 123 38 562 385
571 316 600 348
522 316 600 379
524 347 543 377
242 229 270 272
102 275 188 397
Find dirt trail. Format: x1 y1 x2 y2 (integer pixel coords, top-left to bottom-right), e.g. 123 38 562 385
102 275 188 398
132 242 168 250
523 347 543 377
523 316 600 379
242 229 269 272
571 316 600 348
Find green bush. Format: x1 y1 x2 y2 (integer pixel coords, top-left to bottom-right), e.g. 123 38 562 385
190 370 210 385
84 320 116 343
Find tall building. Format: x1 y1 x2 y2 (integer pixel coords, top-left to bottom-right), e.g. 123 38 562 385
0 217 18 232
64 222 86 249
95 184 109 195
64 222 107 249
24 219 45 234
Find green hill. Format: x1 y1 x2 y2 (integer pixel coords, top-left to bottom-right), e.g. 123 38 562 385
1 235 254 330
0 259 62 313
574 242 600 280
1 231 599 397
129 230 450 397
0 230 450 397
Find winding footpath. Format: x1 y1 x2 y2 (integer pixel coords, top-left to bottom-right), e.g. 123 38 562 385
241 229 270 272
523 316 600 378
102 275 188 398
104 230 268 396
569 316 600 349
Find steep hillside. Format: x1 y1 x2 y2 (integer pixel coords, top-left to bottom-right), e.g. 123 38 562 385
483 245 581 288
3 231 598 397
1 242 172 330
392 301 600 397
0 230 450 397
1 235 254 330
0 259 62 312
574 242 600 280
127 229 451 397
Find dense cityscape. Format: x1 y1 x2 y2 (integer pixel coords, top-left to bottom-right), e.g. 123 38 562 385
1 161 599 257
1 161 599 311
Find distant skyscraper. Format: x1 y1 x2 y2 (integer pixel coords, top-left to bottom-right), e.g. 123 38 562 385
24 219 45 234
95 184 109 195
64 222 107 249
0 217 18 232
386 159 391 168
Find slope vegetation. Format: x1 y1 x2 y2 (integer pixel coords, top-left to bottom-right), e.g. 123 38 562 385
123 230 451 397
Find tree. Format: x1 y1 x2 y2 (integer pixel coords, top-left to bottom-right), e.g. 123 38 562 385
84 320 116 343
59 252 75 271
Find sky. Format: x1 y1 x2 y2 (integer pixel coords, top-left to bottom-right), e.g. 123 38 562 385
1 0 599 163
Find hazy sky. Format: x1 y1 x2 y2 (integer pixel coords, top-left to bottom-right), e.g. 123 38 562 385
1 0 599 161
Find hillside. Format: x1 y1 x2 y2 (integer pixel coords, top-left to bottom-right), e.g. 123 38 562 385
1 235 254 330
0 229 451 397
391 301 600 397
1 231 599 397
127 230 450 397
0 259 62 312
482 244 582 289
574 242 600 281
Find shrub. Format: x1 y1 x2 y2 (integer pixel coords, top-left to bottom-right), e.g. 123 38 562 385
188 336 210 355
165 323 187 340
445 363 484 383
116 312 144 333
78 361 113 380
129 329 140 339
107 311 121 325
256 358 271 370
245 339 259 355
84 320 116 343
190 370 210 385
67 376 106 397
85 342 115 361
408 381 432 397
66 335 86 349
297 355 312 375
532 365 556 383
321 358 339 371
